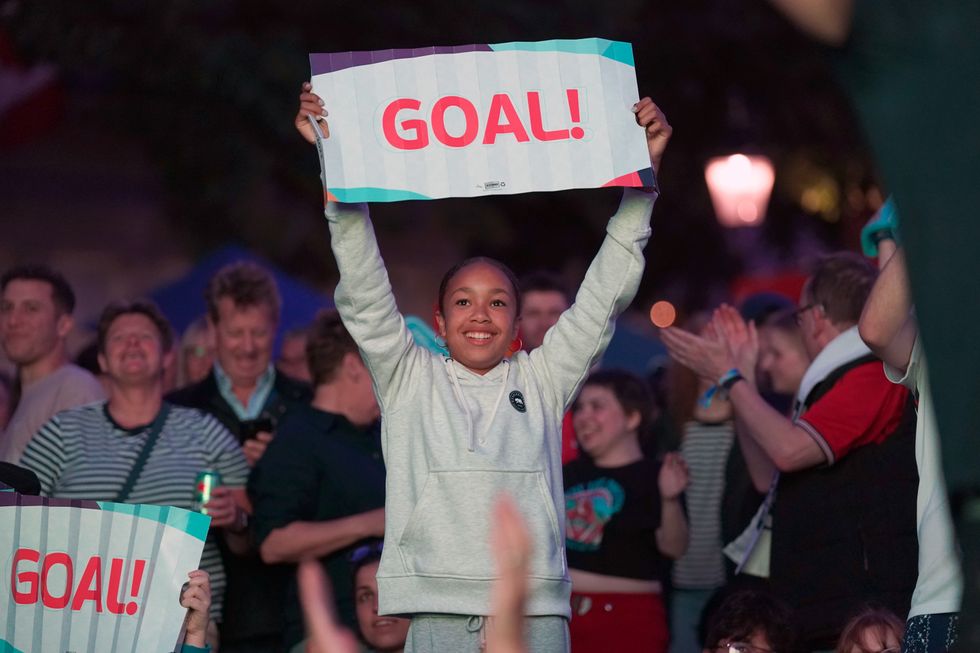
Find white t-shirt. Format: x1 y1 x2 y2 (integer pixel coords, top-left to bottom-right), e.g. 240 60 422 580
0 364 106 464
885 338 962 617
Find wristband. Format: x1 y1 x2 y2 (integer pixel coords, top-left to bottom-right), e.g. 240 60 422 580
869 228 895 246
698 367 745 408
717 368 742 387
699 369 743 408
721 371 745 391
861 196 900 257
180 644 211 653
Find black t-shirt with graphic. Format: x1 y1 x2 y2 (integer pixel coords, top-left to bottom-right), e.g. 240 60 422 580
563 457 665 581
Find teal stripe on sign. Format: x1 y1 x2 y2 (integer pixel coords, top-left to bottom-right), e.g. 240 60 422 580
489 38 634 67
99 501 139 517
179 510 211 542
0 639 26 653
600 40 635 67
333 187 431 203
138 503 164 524
96 501 211 542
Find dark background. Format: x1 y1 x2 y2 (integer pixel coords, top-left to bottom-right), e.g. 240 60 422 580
0 0 883 326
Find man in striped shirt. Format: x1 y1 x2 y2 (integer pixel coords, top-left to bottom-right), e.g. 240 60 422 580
20 299 250 647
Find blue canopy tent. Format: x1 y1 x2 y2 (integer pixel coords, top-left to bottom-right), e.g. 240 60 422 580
601 321 667 377
150 245 333 355
150 245 663 371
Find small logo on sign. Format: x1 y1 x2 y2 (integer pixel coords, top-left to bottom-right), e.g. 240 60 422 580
509 390 527 413
482 181 507 190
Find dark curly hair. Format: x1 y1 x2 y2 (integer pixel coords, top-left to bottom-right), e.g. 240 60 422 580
703 589 799 653
575 369 655 442
205 261 281 323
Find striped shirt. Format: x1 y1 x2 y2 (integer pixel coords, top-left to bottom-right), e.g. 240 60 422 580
19 402 249 620
672 420 735 589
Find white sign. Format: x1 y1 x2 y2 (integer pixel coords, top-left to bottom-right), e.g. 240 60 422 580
1 494 209 653
309 38 653 202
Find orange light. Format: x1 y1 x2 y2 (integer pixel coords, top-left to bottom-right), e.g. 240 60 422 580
704 154 775 227
649 301 676 328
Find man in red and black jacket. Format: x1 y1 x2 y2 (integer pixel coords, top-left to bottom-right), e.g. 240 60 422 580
663 253 918 652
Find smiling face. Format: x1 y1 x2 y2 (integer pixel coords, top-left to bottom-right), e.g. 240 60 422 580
355 560 409 652
436 261 519 375
0 279 71 368
211 298 277 389
573 384 642 465
99 313 169 386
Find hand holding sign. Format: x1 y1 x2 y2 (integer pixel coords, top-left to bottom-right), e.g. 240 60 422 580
295 87 669 197
633 97 672 176
307 39 658 202
296 81 328 145
2 496 210 652
180 569 212 648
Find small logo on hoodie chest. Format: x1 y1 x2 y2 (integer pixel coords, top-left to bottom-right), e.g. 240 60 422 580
509 391 527 413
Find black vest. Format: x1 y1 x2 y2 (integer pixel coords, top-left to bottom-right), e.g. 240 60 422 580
770 356 919 651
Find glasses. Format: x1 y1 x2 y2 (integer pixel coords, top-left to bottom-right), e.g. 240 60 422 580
792 303 819 325
716 643 777 653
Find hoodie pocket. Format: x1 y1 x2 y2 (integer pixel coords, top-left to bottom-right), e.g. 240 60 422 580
397 470 565 580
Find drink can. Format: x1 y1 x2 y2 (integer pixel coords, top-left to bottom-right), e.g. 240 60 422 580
193 470 222 514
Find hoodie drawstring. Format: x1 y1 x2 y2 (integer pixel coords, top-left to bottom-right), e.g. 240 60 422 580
444 358 511 452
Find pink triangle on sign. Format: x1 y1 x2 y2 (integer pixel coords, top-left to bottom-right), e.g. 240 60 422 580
601 171 643 187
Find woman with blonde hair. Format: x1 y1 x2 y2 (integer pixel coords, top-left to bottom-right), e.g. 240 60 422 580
835 607 904 653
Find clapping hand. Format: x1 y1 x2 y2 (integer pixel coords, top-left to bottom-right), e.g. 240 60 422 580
658 452 689 500
711 304 759 385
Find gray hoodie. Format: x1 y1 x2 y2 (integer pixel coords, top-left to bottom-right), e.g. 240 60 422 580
325 188 655 618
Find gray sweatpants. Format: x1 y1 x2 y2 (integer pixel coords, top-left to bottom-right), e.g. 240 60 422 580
405 614 570 653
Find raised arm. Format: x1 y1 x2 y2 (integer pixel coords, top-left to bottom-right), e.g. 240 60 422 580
296 83 421 406
858 246 917 373
325 201 420 405
531 99 670 407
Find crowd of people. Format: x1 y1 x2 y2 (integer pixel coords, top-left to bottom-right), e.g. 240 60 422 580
0 85 961 653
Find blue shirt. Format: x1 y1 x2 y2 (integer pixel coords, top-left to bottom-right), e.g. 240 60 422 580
213 361 276 420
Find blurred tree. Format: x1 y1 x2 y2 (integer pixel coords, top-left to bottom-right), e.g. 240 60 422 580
3 0 879 311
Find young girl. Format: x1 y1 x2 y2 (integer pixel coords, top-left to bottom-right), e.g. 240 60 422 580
295 83 671 652
564 369 689 653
